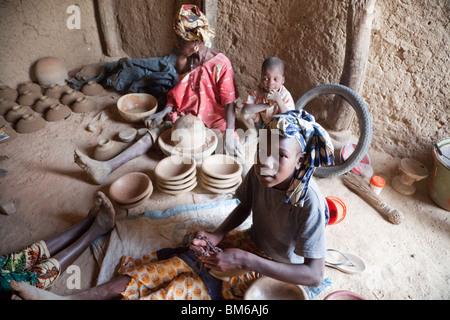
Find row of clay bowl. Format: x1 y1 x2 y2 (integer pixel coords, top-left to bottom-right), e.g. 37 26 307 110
154 155 198 196
200 154 243 194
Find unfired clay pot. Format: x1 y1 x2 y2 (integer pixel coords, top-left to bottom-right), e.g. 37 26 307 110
16 114 46 133
18 81 41 95
33 96 59 113
60 89 85 106
5 105 34 123
109 172 153 205
201 154 243 180
0 85 18 102
154 155 197 182
81 81 103 96
244 277 308 300
45 104 71 122
171 115 206 150
17 90 42 107
34 56 68 87
0 99 17 116
93 139 129 161
44 84 66 99
71 97 96 113
118 128 137 143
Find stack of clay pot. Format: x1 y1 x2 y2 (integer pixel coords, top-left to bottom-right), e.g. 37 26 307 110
155 155 198 196
109 172 153 209
200 154 243 194
158 115 217 164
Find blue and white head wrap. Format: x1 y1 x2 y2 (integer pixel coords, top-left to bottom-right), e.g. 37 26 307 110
264 110 335 207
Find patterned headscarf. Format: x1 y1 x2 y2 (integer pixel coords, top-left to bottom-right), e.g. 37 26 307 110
174 5 215 47
264 110 335 207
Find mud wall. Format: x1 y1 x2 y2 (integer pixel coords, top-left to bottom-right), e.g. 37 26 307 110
0 0 448 165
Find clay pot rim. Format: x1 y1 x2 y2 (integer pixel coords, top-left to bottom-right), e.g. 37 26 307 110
154 155 197 182
109 172 153 204
117 93 158 123
201 154 243 179
323 290 366 300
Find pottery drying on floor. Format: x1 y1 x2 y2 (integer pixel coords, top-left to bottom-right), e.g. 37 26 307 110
61 89 85 106
81 81 103 96
200 172 241 189
71 97 96 113
18 81 41 95
34 56 68 87
158 169 197 187
117 93 157 122
44 84 69 99
33 96 59 113
0 99 17 116
5 105 33 123
45 104 71 122
158 128 218 164
117 190 152 209
15 114 46 134
157 174 197 191
201 154 242 180
109 172 153 205
118 128 137 143
0 85 18 102
244 277 308 300
93 139 129 161
17 90 42 106
200 178 242 194
156 180 198 196
155 155 196 182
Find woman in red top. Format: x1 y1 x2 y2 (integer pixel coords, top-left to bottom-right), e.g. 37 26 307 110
74 5 241 185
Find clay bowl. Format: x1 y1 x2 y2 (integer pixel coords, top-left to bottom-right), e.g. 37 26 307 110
0 85 18 101
15 114 46 133
71 97 96 113
5 105 33 123
156 180 198 196
45 104 72 122
117 93 157 123
18 81 41 95
34 56 68 87
81 81 103 96
61 89 85 106
171 114 206 150
17 90 42 106
44 84 67 99
323 290 366 300
201 178 242 194
33 96 59 113
154 155 196 182
157 174 197 191
158 127 217 164
117 190 152 209
244 277 308 300
118 128 137 143
0 99 17 116
201 171 241 186
158 169 197 186
326 196 347 225
109 172 153 205
201 154 243 180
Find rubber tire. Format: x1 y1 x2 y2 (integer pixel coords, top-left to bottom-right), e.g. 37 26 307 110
295 83 373 178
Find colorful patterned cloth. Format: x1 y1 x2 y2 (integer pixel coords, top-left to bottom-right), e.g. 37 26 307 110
173 4 215 47
0 240 60 291
166 53 238 132
264 110 335 207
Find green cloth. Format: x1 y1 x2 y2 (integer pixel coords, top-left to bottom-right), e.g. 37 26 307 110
0 255 37 292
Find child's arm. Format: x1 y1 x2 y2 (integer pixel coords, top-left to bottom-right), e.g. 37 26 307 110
267 89 290 113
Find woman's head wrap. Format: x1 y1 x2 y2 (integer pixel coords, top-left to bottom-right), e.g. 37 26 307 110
264 110 335 207
174 5 215 47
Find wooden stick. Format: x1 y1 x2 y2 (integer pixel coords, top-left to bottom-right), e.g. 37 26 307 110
343 173 404 225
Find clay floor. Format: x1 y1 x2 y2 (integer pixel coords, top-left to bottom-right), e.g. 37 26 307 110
0 90 448 300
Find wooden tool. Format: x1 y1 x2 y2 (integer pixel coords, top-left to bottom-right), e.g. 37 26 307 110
343 173 404 225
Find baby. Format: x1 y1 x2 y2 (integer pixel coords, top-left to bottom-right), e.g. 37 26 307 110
242 57 295 129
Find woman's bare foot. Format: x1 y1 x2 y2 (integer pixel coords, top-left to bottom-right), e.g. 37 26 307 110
74 149 112 185
91 191 115 235
10 281 67 300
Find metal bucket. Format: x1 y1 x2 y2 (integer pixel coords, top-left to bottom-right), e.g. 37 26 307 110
430 138 450 211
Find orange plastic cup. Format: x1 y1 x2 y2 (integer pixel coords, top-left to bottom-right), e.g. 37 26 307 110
326 196 347 225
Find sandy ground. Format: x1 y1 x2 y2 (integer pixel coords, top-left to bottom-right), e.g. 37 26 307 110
0 90 448 300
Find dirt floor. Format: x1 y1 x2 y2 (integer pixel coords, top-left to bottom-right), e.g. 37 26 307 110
0 89 448 300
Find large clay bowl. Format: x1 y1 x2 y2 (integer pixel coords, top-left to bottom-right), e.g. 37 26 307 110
16 114 46 133
117 93 157 123
323 290 366 300
117 189 152 209
201 154 242 180
34 56 68 87
109 172 153 205
155 155 196 182
244 277 308 300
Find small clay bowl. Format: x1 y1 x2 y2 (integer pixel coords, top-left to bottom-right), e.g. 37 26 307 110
18 81 41 95
81 81 103 96
44 84 66 99
5 105 33 123
61 89 85 106
45 104 71 122
117 93 157 122
17 90 42 106
154 155 196 182
244 277 308 300
0 99 17 116
34 56 68 87
323 290 366 300
118 128 137 143
71 97 96 113
16 114 46 133
33 96 59 113
0 85 18 101
201 154 243 180
109 172 153 205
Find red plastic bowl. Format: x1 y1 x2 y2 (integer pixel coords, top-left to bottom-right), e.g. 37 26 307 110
326 196 347 225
